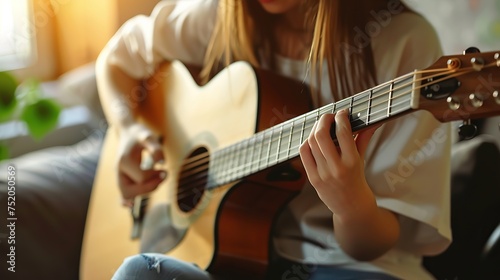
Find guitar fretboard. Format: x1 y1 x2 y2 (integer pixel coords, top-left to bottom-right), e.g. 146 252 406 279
207 71 418 188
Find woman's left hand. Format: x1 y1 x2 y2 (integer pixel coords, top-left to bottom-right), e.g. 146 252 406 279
299 109 379 216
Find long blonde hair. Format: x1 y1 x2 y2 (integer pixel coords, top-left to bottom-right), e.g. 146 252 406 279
201 0 409 101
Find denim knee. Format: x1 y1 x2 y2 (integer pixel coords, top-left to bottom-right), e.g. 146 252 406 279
112 253 212 280
112 254 169 280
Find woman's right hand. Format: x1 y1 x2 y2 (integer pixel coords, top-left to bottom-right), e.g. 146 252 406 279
116 123 166 205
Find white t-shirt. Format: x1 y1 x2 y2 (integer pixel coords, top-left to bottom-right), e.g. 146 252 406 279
99 1 452 279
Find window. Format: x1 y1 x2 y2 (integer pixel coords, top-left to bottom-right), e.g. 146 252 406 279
0 0 36 71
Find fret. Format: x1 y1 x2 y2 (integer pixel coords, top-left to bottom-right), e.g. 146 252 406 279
277 122 292 162
291 121 303 158
300 114 306 144
225 144 235 183
219 149 229 184
217 150 225 185
238 142 245 178
349 96 354 122
234 143 242 182
208 151 216 186
243 140 251 176
247 137 255 175
294 120 304 155
303 113 316 142
230 144 239 182
370 83 391 123
392 74 414 115
366 89 373 125
351 91 370 131
287 120 294 159
254 132 265 173
265 128 273 168
269 127 280 166
239 140 248 177
207 151 217 188
260 133 268 170
215 149 223 183
276 125 283 163
387 81 394 117
219 150 227 184
231 142 238 180
229 143 238 181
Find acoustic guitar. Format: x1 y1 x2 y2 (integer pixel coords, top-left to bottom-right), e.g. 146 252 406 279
81 49 500 279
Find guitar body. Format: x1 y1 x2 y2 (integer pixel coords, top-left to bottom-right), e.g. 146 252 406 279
80 61 311 279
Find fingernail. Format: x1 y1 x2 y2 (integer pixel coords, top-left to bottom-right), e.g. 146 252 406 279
335 109 346 117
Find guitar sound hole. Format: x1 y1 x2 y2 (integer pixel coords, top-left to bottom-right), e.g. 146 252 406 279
177 147 209 213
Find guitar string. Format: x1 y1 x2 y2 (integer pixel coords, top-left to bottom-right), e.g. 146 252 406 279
178 93 412 174
173 66 482 199
173 101 414 200
178 66 472 173
176 98 412 187
179 65 475 170
175 103 428 200
176 81 498 201
211 66 485 180
173 63 497 200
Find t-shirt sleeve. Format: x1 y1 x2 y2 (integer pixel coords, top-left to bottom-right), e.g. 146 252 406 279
367 12 452 256
99 0 218 79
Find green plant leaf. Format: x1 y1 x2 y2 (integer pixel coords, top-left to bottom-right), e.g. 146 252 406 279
20 98 62 140
0 72 19 122
15 78 43 104
0 143 9 161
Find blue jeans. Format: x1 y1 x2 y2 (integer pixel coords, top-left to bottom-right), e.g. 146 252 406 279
111 253 400 280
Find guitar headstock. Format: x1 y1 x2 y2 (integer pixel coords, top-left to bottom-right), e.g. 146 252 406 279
416 48 500 124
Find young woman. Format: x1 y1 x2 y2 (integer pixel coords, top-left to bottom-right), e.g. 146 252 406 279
96 0 452 279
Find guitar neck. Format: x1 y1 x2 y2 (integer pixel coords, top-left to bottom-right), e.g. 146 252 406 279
207 71 418 188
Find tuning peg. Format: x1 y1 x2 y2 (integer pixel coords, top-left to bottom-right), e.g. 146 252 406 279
469 93 484 108
458 119 477 141
464 47 481 54
470 57 485 71
494 90 500 105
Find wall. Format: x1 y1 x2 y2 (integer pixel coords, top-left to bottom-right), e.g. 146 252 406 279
405 0 500 54
53 0 160 75
14 0 159 81
52 0 117 75
13 0 59 81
